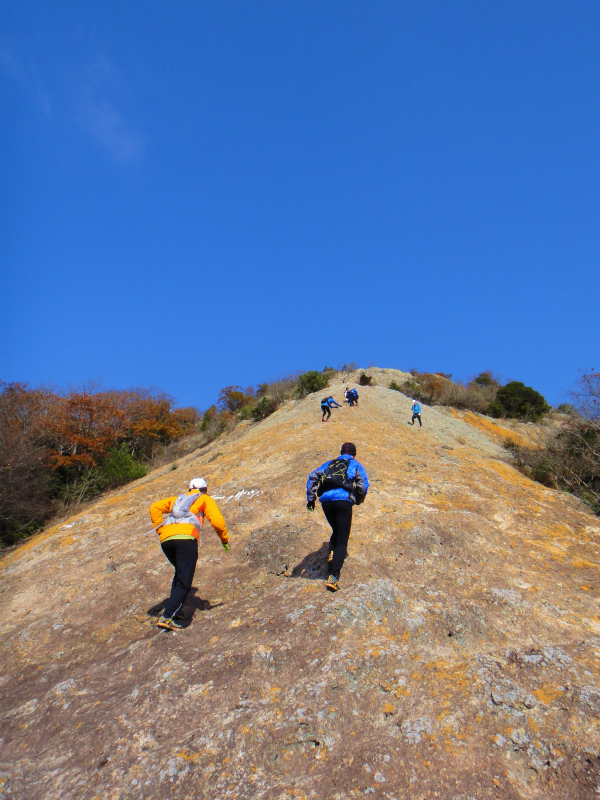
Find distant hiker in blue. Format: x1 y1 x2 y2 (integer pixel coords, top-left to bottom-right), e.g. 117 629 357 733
306 442 369 592
411 399 422 427
321 395 341 422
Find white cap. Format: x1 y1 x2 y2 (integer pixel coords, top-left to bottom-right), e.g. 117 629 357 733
189 477 207 491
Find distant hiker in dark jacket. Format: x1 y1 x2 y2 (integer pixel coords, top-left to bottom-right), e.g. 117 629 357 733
320 395 341 422
347 388 359 407
411 400 422 427
149 478 230 631
306 442 369 592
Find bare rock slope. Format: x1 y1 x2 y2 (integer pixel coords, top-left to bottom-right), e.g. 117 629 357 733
1 372 599 800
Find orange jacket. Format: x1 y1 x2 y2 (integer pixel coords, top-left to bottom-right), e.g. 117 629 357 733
149 490 229 544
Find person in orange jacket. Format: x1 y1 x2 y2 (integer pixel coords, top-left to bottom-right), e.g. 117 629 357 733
149 477 230 631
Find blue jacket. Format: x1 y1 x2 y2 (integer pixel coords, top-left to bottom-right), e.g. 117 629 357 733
412 403 421 414
306 454 369 505
321 397 341 409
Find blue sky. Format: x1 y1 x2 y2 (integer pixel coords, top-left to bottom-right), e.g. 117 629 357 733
1 1 598 410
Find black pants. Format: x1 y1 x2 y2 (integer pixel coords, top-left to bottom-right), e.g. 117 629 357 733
161 538 198 618
412 413 422 427
321 405 331 420
322 500 353 579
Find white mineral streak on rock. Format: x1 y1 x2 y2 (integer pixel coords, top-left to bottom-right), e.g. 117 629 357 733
213 488 263 503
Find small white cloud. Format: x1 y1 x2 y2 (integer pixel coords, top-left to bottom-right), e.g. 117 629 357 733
76 98 144 162
2 42 145 164
74 55 145 163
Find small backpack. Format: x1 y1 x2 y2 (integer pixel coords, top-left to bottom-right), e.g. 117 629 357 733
163 493 204 532
321 397 330 406
317 458 356 497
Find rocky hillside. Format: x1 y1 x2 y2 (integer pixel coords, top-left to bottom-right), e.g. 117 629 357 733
1 368 599 800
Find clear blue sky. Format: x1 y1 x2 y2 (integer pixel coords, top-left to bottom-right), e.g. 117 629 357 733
2 1 598 409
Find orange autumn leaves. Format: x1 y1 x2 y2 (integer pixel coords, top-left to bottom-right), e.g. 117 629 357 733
0 383 199 544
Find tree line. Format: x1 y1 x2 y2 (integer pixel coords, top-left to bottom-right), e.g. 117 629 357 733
0 383 198 546
507 371 600 516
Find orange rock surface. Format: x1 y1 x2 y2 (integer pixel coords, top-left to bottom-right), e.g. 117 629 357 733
1 371 599 799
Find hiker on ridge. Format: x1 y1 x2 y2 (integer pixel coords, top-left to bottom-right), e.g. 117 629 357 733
306 442 369 592
411 399 422 427
149 478 230 631
321 395 341 422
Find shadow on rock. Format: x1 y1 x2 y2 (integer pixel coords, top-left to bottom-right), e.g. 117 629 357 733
147 588 223 624
291 542 329 580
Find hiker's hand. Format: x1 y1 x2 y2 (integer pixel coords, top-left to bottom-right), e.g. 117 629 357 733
222 542 230 553
307 500 315 511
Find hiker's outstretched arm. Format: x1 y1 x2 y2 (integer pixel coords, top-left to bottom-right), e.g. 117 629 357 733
197 495 228 543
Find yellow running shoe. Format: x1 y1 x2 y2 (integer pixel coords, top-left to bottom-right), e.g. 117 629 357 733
157 615 184 631
325 575 340 592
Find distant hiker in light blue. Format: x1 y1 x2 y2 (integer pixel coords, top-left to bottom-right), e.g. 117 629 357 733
321 395 341 422
411 399 422 427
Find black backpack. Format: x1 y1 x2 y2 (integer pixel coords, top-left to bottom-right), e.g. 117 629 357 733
317 458 355 497
320 397 330 406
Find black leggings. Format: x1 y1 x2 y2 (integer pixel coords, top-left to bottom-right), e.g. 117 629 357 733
412 413 422 427
161 538 198 618
321 405 331 419
322 500 353 579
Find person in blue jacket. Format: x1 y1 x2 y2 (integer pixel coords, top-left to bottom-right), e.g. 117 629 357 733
411 399 422 427
320 395 341 422
306 442 369 592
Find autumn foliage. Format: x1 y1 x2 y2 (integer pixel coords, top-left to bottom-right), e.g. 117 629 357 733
0 383 199 545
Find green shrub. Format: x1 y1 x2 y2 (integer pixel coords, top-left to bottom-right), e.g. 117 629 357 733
198 404 232 443
238 405 255 420
389 381 402 392
201 405 218 431
488 381 550 422
58 447 147 505
359 372 373 386
399 379 421 398
295 370 330 398
251 396 278 421
100 447 147 487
